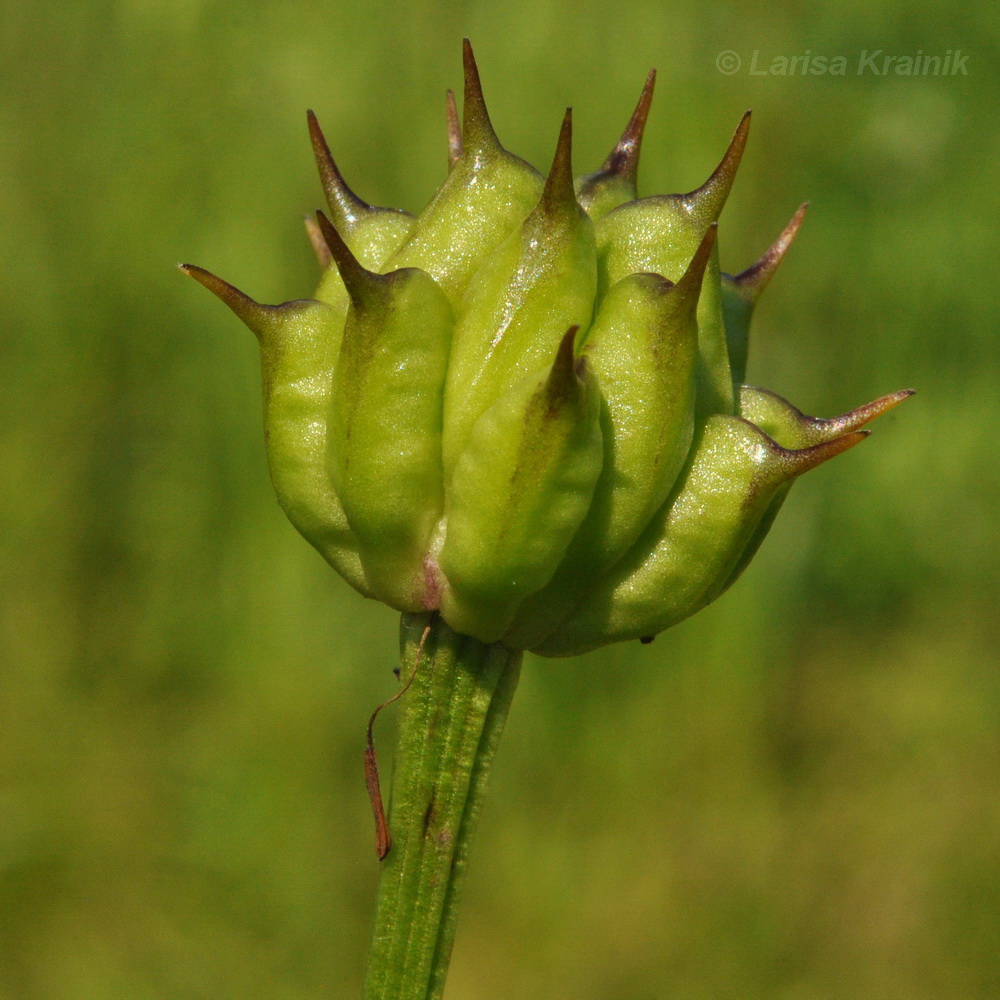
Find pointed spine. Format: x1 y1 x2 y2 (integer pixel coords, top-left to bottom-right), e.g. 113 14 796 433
462 38 501 155
673 222 717 300
445 89 462 167
773 428 869 475
304 215 333 268
315 210 386 307
540 108 577 218
731 202 808 303
682 110 751 222
599 69 656 185
546 325 584 400
307 109 372 227
179 264 276 337
816 388 916 435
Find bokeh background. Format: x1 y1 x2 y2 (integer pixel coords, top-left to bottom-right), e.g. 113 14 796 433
2 1 998 997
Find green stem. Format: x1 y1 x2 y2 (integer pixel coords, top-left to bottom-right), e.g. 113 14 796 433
362 613 522 1000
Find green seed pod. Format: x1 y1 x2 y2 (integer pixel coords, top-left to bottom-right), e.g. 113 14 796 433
442 108 597 476
180 268 374 592
439 328 603 642
505 226 713 649
594 113 750 417
534 415 869 657
319 215 453 612
181 113 417 596
185 41 911 653
580 229 711 557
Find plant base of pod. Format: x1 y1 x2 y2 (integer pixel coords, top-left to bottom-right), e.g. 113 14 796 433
362 613 521 1000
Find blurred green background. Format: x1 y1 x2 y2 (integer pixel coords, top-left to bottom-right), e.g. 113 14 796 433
1 0 998 997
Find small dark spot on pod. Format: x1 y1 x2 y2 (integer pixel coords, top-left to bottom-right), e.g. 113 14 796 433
640 635 655 645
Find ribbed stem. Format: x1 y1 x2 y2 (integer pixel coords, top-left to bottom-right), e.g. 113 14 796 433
362 613 522 1000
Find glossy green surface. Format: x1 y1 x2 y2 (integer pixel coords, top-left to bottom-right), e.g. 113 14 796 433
441 114 597 477
440 332 604 641
537 415 867 656
2 3 996 998
182 45 910 652
505 258 705 649
330 265 452 610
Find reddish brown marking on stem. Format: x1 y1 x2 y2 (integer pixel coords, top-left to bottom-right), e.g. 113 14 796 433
364 744 391 861
365 619 434 860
